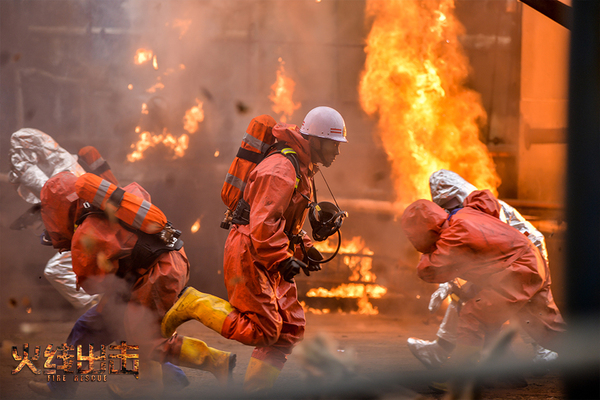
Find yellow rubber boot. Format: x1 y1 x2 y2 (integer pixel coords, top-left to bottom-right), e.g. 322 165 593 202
178 337 236 385
161 287 234 338
243 357 282 393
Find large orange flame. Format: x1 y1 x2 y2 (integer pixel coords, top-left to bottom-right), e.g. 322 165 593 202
269 57 301 123
359 0 500 204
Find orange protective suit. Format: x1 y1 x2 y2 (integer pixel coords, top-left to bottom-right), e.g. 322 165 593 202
401 190 566 350
41 171 189 361
221 123 314 369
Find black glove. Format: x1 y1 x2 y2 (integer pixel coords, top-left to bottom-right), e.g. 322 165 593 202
278 257 308 283
302 246 324 276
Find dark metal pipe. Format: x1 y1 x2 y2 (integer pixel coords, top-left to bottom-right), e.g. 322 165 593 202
520 0 573 30
565 0 600 398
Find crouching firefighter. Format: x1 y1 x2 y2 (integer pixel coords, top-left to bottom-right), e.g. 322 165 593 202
161 106 349 392
29 171 235 399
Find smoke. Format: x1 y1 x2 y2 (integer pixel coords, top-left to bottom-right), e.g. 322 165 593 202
0 1 425 322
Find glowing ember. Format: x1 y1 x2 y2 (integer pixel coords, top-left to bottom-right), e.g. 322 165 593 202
134 48 153 65
146 82 165 93
214 150 220 157
127 84 133 90
191 218 201 233
359 0 500 204
269 57 301 123
183 99 205 134
141 103 149 115
172 19 192 39
152 55 158 70
26 307 32 314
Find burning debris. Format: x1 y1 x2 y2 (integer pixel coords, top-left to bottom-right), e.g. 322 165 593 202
359 0 500 204
302 237 388 315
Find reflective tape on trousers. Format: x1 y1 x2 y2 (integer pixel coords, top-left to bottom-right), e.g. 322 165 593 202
133 200 151 229
225 173 246 192
93 180 112 208
242 133 269 153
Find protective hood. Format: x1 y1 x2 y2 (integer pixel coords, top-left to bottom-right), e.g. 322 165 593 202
40 171 80 250
400 199 448 253
429 169 477 209
9 128 85 203
464 189 501 218
272 123 312 168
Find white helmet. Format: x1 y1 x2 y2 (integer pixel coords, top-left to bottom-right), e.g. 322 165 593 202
299 106 347 143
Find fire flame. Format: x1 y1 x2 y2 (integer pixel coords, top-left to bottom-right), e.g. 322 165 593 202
127 130 189 162
314 236 374 255
269 57 301 123
183 99 204 134
128 100 204 161
152 55 158 70
307 283 387 299
359 0 500 204
308 237 386 315
134 48 153 65
300 301 330 315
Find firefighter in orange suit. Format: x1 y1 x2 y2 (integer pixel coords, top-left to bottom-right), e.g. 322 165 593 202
400 191 566 367
161 106 348 391
29 171 234 398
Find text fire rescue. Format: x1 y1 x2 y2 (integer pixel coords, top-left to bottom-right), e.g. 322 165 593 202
12 342 139 380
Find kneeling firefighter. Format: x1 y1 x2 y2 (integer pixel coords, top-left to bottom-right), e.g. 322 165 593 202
30 171 235 399
161 106 349 391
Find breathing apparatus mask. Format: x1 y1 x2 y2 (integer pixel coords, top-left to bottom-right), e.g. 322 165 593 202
298 170 348 264
308 201 347 242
